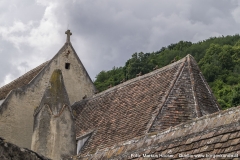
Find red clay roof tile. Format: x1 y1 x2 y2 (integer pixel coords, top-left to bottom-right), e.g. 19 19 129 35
72 54 220 156
76 105 240 160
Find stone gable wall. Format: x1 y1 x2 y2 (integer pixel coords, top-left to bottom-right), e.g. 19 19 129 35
0 43 95 149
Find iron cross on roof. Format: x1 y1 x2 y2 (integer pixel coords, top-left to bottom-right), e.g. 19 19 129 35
65 30 72 43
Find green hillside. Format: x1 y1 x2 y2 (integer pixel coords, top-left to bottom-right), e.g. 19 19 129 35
94 34 240 109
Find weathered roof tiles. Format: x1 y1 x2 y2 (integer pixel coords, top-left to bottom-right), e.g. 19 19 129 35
72 54 220 155
0 61 48 100
76 105 240 160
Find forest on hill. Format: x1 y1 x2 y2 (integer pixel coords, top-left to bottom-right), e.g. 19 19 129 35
94 34 240 109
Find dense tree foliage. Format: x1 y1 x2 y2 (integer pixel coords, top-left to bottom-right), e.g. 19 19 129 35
94 34 240 109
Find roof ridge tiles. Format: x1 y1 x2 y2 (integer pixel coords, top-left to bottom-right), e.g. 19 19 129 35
187 54 221 112
72 57 186 106
145 57 187 133
187 54 201 117
147 54 220 132
72 54 221 155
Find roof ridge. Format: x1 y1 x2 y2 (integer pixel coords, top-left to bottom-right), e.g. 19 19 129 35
187 55 202 117
146 57 187 133
144 53 220 133
187 54 221 112
72 57 186 106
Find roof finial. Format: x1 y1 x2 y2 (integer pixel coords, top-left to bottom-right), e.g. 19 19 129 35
65 30 72 43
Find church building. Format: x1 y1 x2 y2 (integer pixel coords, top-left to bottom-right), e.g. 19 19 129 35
0 31 240 160
0 30 96 150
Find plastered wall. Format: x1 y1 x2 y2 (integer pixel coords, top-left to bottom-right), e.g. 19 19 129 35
0 43 95 149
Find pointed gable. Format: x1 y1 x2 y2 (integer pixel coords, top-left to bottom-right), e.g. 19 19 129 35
0 30 96 149
188 54 220 115
0 29 95 104
33 69 71 116
149 54 220 132
72 54 220 155
31 69 76 160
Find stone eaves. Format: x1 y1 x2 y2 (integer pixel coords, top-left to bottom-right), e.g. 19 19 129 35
72 54 220 155
76 105 240 160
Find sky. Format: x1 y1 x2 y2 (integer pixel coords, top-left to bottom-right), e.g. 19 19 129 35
1 0 240 87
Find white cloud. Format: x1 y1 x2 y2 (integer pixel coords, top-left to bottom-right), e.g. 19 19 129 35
0 0 63 84
0 1 62 50
1 0 240 86
0 74 15 87
232 5 240 24
28 2 62 50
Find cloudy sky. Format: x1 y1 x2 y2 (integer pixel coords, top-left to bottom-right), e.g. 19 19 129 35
0 0 240 87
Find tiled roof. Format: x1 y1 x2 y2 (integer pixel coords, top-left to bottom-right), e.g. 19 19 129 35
0 61 48 100
72 54 220 155
77 105 240 160
0 136 50 160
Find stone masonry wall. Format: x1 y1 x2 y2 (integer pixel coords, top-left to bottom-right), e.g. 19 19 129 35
31 69 76 160
0 43 95 149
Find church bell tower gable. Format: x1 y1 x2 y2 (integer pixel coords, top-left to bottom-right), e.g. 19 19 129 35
50 29 96 104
